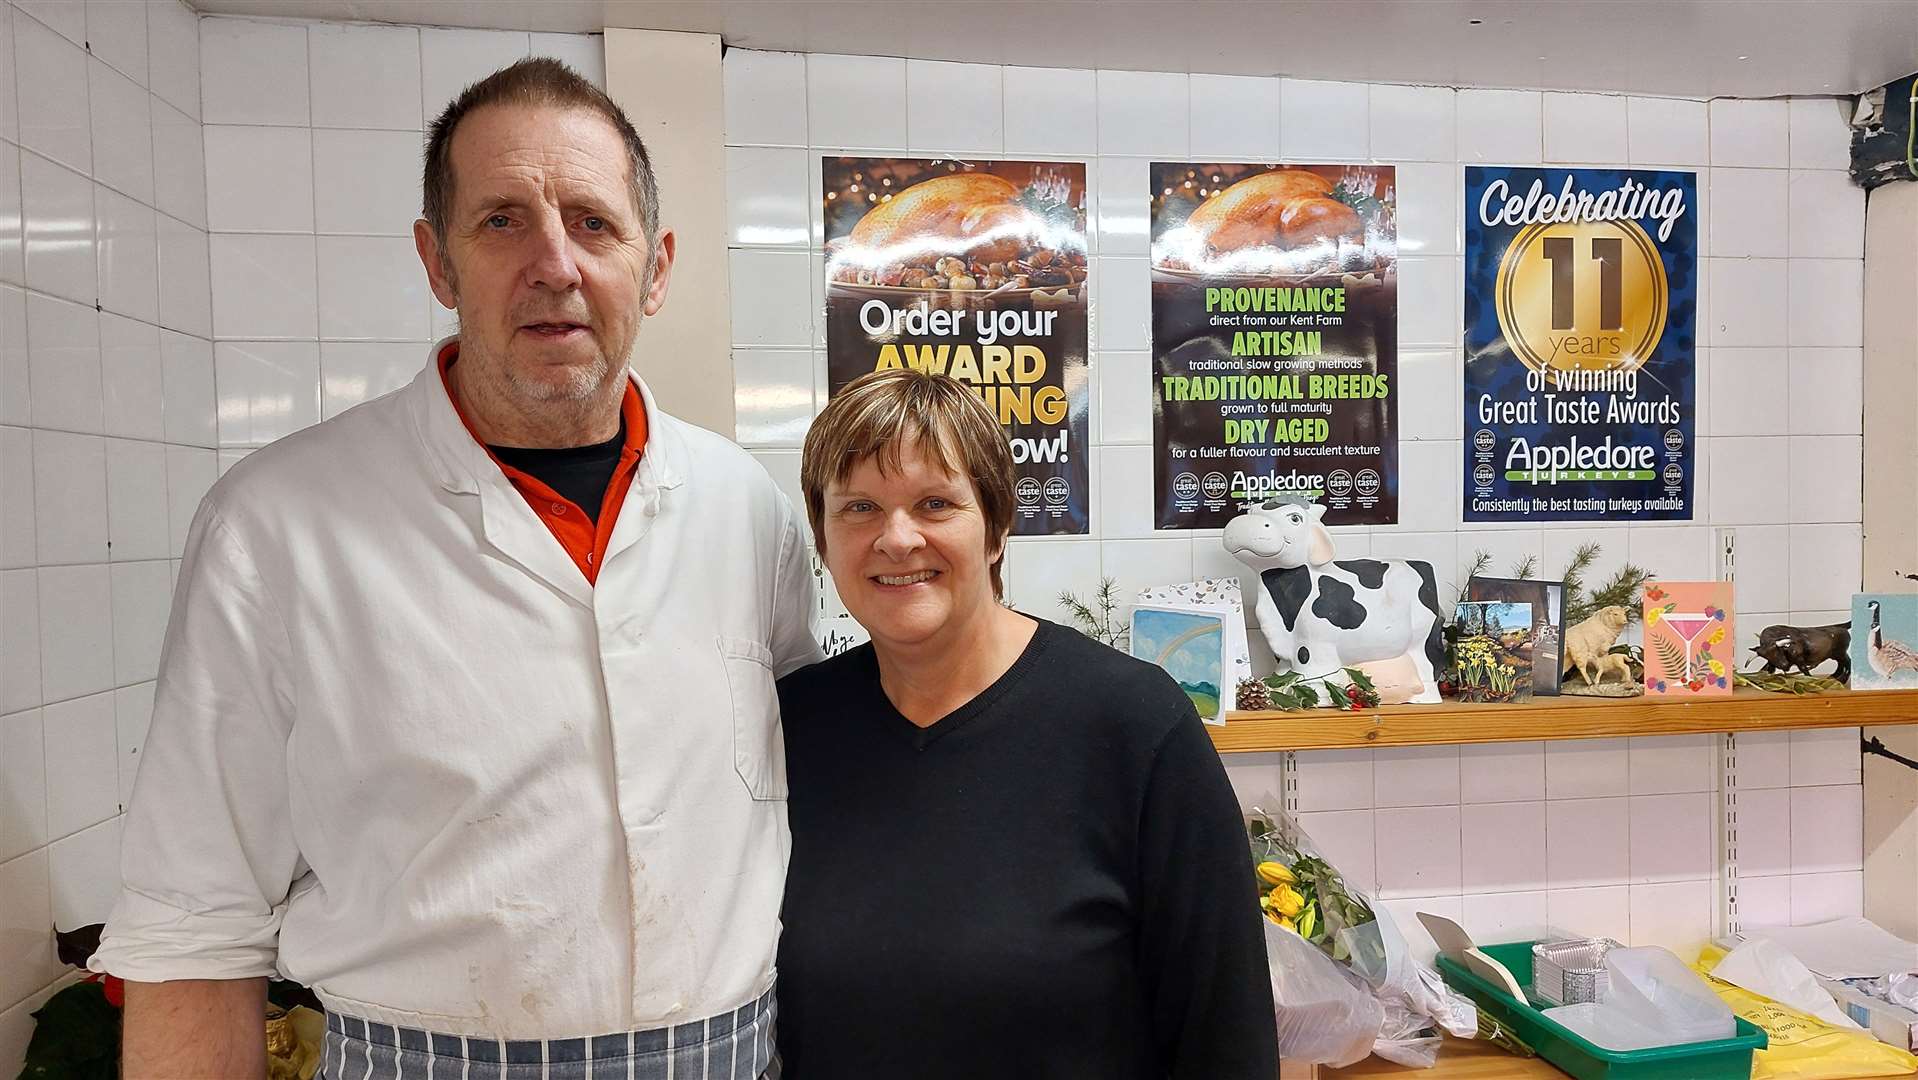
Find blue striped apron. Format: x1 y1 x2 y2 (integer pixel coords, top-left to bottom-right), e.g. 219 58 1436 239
318 987 778 1080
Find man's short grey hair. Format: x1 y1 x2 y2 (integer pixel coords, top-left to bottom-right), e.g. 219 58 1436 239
423 57 660 256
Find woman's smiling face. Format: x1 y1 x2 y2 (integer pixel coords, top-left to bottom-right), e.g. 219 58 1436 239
821 436 1004 652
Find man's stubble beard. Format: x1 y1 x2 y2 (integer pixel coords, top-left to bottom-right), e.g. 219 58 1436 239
441 260 643 411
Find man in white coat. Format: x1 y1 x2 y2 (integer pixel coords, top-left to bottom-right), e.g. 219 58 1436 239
91 59 820 1080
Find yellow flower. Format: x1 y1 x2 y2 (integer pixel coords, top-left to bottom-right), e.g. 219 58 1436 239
1709 659 1725 676
1268 885 1306 918
1265 911 1299 932
1256 861 1296 886
1709 627 1725 645
1647 608 1662 625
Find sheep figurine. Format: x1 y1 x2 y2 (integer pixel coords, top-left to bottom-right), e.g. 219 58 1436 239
1222 500 1444 705
1563 606 1631 686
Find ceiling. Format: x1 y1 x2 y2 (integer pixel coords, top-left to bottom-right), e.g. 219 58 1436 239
189 0 1918 99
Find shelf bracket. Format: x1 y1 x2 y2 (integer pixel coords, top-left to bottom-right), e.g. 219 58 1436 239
1863 735 1918 772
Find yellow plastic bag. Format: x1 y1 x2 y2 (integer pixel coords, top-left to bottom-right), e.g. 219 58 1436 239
1692 945 1918 1079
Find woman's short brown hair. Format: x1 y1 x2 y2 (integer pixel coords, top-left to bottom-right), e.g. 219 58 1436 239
801 369 1015 599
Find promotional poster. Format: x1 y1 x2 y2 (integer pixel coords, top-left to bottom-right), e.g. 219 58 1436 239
1463 167 1698 522
1149 163 1400 529
822 157 1090 535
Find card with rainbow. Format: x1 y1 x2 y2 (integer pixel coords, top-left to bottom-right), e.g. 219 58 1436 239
1642 581 1734 696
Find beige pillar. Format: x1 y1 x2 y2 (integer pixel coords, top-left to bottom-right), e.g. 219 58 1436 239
1861 179 1918 938
604 29 736 437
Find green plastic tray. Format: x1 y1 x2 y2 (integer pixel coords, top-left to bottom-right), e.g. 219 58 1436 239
1436 940 1767 1080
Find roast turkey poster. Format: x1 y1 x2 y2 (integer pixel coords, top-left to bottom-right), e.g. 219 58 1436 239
1149 163 1399 529
1463 167 1698 522
822 158 1090 535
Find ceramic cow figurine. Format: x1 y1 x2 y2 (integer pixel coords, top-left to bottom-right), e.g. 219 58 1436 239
1223 500 1445 705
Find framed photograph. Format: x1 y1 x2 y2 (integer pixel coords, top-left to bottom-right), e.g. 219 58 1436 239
1452 600 1534 703
1851 593 1918 691
1130 604 1231 725
1467 577 1566 695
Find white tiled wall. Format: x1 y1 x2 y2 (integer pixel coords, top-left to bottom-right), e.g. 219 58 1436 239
1 0 212 1066
1 10 606 1073
198 16 605 457
723 51 1869 954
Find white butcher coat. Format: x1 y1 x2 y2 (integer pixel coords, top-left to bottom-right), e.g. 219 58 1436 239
90 343 822 1038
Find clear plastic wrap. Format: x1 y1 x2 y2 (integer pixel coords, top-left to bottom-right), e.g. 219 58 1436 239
1251 807 1480 1068
1265 918 1385 1067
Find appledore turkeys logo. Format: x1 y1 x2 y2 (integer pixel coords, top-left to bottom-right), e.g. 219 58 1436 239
1464 167 1697 523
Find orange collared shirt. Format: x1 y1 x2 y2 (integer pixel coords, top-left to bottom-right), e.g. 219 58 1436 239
437 341 647 584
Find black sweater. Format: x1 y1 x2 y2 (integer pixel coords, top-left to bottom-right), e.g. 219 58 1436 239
774 617 1278 1079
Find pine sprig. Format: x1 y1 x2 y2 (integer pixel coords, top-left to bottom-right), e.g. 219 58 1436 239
1454 549 1493 610
1058 576 1130 649
1558 542 1602 616
1459 541 1650 627
1586 564 1653 623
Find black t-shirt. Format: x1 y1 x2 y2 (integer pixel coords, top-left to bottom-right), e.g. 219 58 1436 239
774 617 1278 1080
488 417 624 524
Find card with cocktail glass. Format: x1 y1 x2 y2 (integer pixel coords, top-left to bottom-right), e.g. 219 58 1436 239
1642 581 1734 696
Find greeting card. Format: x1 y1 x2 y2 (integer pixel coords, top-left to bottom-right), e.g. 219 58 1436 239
1642 581 1734 696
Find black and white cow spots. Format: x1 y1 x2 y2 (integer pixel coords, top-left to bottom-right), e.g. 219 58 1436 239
1262 565 1313 631
1312 577 1368 630
1336 559 1389 590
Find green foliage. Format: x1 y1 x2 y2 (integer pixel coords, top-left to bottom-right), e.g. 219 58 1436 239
1736 671 1846 694
1246 667 1378 710
1453 550 1493 611
1581 564 1654 625
1249 812 1379 968
1460 541 1652 628
1256 669 1323 710
1057 576 1130 650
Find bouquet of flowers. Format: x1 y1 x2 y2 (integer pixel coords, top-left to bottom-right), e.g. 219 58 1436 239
1250 809 1489 1068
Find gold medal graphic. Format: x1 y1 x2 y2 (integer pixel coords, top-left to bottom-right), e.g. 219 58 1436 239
1495 218 1666 373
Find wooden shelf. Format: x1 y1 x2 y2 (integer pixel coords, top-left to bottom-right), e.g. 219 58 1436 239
1209 687 1918 754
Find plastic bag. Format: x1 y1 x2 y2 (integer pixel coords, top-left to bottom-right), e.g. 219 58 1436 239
1251 807 1478 1068
1544 946 1735 1051
1266 918 1385 1067
1712 938 1863 1030
1339 908 1479 1066
1693 946 1918 1079
1607 946 1736 1043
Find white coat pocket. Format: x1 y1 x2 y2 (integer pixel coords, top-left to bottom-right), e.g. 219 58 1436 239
719 636 787 800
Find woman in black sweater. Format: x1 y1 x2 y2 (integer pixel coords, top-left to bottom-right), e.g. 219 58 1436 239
775 369 1276 1079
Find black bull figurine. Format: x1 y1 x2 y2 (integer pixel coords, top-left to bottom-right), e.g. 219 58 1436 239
1750 622 1851 682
